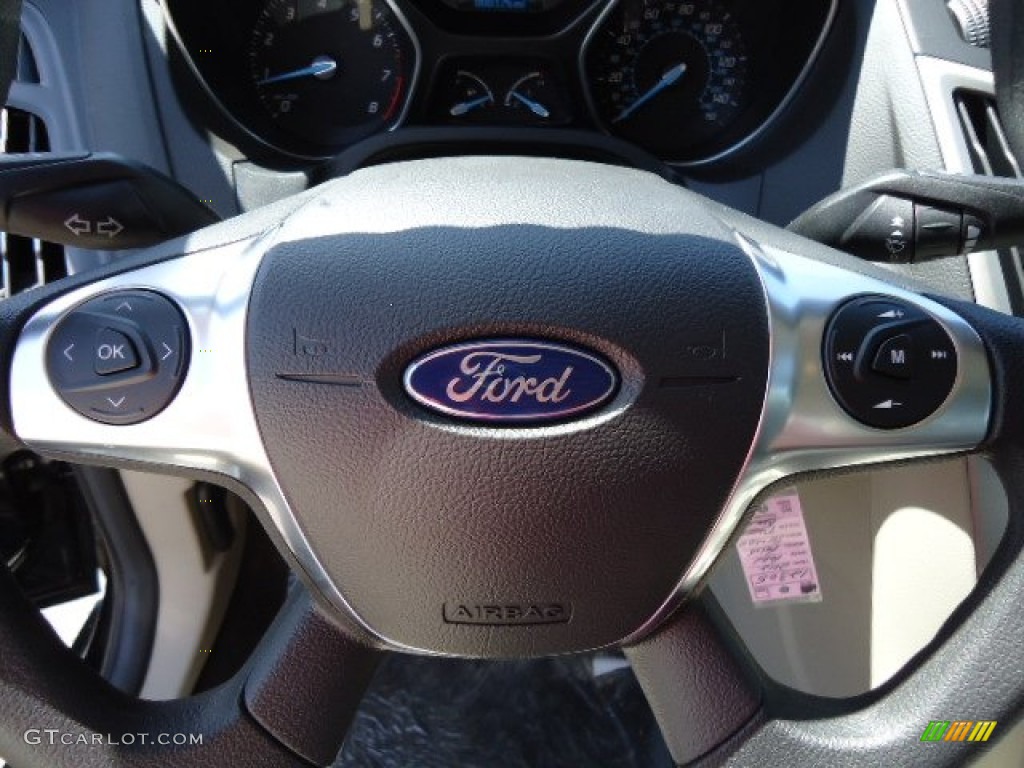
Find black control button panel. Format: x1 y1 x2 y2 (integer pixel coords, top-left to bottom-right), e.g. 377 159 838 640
46 290 189 425
838 196 916 263
824 296 957 429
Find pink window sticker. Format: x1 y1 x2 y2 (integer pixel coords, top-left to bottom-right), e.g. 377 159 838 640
736 488 822 605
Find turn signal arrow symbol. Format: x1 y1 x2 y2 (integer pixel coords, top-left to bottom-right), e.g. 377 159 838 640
96 217 124 238
63 214 91 236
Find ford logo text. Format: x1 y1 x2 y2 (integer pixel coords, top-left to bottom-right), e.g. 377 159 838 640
403 340 619 423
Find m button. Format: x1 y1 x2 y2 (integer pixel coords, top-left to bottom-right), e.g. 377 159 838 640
94 328 139 375
872 333 913 379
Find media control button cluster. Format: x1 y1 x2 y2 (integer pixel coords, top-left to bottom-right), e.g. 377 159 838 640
824 296 957 429
46 290 189 425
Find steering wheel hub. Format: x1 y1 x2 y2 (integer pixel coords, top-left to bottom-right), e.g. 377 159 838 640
244 163 771 655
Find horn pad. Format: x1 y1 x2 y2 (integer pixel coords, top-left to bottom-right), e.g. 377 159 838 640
245 158 770 655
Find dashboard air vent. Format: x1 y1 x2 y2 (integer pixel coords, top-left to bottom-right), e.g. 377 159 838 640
0 106 67 297
0 31 66 298
954 89 1024 314
15 33 39 84
954 89 1021 178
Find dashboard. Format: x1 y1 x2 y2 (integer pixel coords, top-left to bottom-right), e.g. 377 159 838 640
163 0 836 168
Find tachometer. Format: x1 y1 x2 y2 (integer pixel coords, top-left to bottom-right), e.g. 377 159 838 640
585 0 750 161
249 0 415 149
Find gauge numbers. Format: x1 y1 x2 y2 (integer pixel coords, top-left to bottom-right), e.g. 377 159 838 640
249 0 414 149
586 0 750 160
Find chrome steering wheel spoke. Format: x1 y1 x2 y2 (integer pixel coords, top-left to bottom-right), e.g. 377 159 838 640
637 238 992 639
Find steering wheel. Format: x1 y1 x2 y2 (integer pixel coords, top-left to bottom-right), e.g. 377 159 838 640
0 153 1019 767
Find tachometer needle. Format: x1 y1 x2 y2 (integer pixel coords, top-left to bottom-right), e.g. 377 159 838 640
258 56 338 86
612 62 687 124
509 91 550 119
449 95 493 116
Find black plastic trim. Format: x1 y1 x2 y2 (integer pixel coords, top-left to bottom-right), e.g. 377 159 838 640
992 0 1024 164
243 586 380 767
73 465 158 695
0 0 22 107
899 0 991 70
192 511 289 693
315 125 679 182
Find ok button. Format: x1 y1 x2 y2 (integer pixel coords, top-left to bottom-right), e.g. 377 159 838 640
94 328 139 375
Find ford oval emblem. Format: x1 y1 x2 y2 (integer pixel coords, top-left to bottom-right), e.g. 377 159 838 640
403 340 619 423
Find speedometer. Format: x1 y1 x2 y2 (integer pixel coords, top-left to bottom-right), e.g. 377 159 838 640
249 0 415 149
585 0 751 161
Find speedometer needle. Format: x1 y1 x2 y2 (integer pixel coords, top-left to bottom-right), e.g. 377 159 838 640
612 62 687 124
258 56 338 86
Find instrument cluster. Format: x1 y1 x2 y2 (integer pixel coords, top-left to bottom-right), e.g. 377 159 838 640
165 0 836 167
